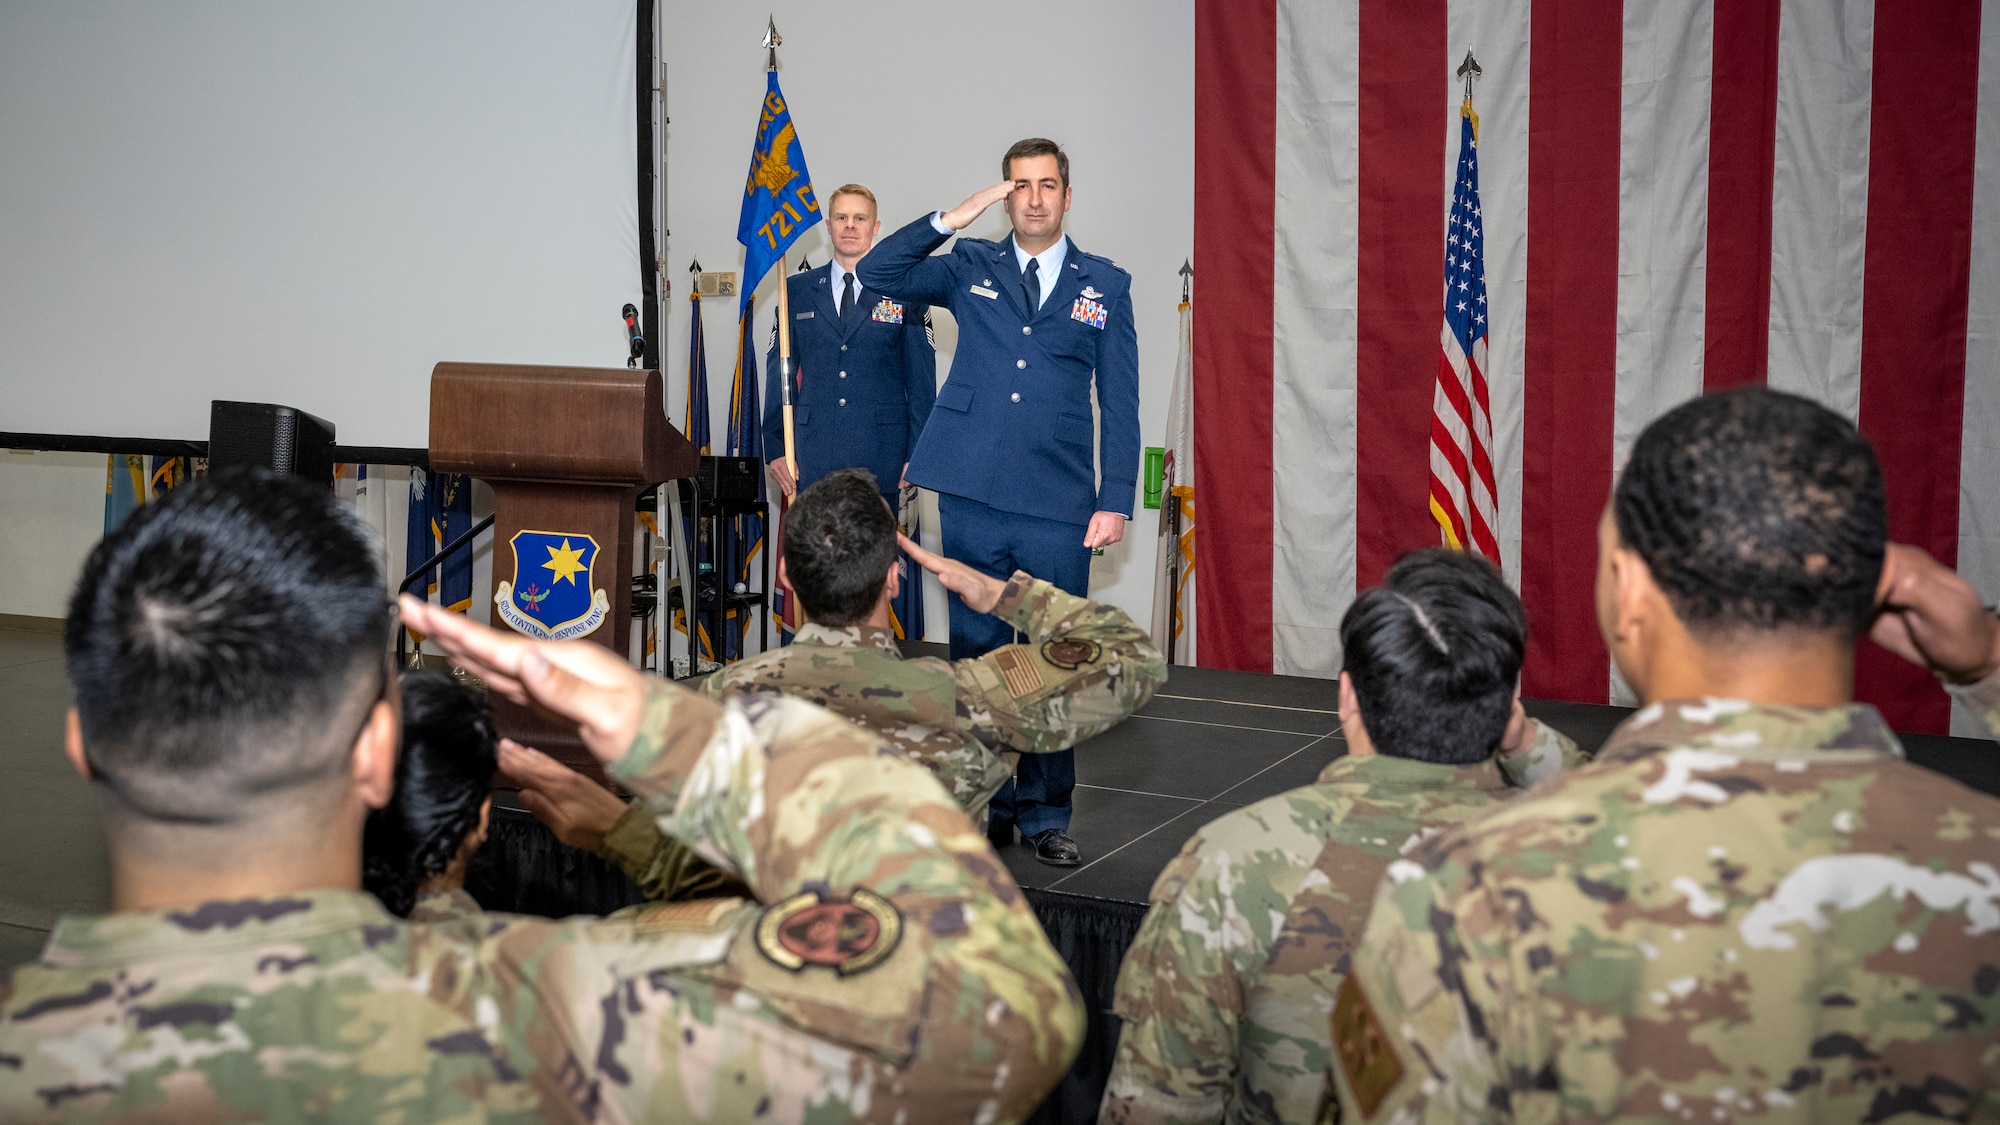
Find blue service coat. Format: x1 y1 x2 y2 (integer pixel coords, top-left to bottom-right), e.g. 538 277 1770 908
761 266 936 495
859 216 1140 525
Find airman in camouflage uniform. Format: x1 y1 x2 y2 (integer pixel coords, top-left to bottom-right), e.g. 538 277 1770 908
0 470 1083 1122
1104 723 1580 1125
3 683 1085 1122
1334 691 2000 1124
1105 549 1586 1125
700 569 1164 817
1332 389 2000 1123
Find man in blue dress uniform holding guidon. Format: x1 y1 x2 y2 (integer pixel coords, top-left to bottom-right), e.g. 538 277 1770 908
861 138 1140 866
763 183 937 507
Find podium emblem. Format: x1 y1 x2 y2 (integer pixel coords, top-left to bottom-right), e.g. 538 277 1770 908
495 530 610 641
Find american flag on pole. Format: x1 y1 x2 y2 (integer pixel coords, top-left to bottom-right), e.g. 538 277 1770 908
1429 95 1499 565
1192 0 1999 737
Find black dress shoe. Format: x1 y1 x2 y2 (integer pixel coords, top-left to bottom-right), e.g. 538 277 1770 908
1030 829 1082 867
987 818 1016 848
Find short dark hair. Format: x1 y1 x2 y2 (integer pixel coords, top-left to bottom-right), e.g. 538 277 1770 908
1340 549 1527 765
64 467 391 824
782 468 898 627
1002 138 1069 190
1614 387 1886 640
363 670 496 917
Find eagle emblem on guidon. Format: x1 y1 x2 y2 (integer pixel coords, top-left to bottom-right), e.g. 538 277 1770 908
495 530 610 641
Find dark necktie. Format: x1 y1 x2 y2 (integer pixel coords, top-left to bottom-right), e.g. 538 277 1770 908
841 271 857 320
1023 258 1041 314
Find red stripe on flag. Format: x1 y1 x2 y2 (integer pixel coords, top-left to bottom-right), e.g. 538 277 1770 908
1854 0 1980 734
1521 0 1622 701
1357 0 1449 589
1193 0 1276 671
1703 0 1781 391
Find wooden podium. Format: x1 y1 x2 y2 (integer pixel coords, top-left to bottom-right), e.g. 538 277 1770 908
429 362 697 774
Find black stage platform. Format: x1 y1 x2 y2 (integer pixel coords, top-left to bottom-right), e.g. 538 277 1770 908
472 655 2000 1125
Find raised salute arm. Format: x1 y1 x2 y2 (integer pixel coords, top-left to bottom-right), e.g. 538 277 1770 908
900 534 1166 756
397 596 1085 1117
857 182 1015 308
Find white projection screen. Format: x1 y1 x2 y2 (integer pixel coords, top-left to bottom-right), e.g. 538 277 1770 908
1 2 644 448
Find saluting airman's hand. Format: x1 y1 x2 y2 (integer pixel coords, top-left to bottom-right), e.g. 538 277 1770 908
499 738 629 853
942 181 1016 231
399 595 647 766
900 532 1007 614
1871 542 2000 685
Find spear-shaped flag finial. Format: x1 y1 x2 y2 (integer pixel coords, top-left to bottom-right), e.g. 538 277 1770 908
689 258 702 275
1456 49 1482 101
1179 258 1193 302
763 16 782 71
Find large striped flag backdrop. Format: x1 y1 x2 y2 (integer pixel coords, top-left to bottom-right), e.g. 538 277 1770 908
1194 0 1999 737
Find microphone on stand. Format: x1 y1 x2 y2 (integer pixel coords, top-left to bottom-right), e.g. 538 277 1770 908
622 303 644 368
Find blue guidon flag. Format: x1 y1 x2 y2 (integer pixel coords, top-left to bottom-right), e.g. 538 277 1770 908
737 70 820 314
495 530 609 641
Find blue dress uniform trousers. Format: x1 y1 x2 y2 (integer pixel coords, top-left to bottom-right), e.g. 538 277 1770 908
762 266 935 501
939 493 1089 836
864 216 1141 839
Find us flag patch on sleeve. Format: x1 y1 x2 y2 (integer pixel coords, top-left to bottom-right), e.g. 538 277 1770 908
992 645 1045 698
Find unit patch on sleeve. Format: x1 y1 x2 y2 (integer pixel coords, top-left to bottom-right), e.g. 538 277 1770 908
992 645 1047 698
1332 975 1405 1119
1040 638 1102 670
1070 296 1108 329
871 298 905 324
754 889 902 976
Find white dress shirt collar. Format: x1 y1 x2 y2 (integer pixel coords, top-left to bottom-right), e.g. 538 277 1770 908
1013 236 1069 310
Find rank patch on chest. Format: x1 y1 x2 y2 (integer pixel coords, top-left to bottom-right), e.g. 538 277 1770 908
1040 638 1102 670
871 298 905 324
755 889 902 975
1070 296 1108 329
993 645 1047 697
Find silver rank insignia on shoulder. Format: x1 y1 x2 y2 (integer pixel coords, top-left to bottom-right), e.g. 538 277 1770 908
1081 286 1104 300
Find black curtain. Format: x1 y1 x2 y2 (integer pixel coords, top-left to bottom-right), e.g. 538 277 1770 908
472 808 1143 1124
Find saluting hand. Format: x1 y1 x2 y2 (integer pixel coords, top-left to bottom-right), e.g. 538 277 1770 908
499 738 629 853
1871 542 2000 685
399 595 648 766
942 181 1016 231
900 532 1007 614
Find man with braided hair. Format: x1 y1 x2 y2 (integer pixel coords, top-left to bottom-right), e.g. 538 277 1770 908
1103 549 1583 1125
1333 387 2000 1123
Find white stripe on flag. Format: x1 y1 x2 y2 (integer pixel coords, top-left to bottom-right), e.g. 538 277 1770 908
1611 0 1715 703
1448 0 1532 584
1272 0 1359 677
1957 0 2000 738
1767 0 1875 420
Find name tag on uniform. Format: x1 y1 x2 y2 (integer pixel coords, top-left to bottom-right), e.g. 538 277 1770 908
1071 296 1108 329
969 285 999 299
872 298 905 324
795 311 815 320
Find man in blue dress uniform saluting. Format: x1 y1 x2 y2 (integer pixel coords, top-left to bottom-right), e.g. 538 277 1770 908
861 139 1140 866
764 183 937 506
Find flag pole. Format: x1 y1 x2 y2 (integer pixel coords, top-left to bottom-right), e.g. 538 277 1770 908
764 16 799 479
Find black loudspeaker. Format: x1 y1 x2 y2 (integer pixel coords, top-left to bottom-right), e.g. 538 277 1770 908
207 400 336 487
